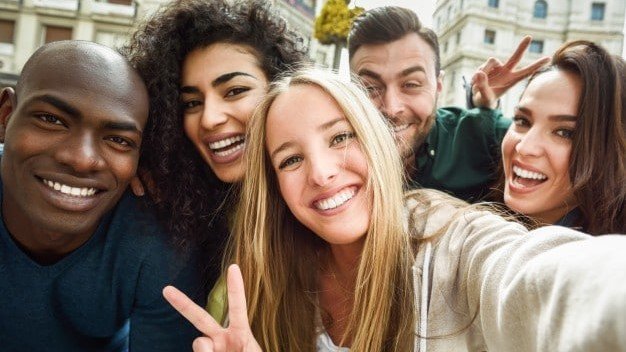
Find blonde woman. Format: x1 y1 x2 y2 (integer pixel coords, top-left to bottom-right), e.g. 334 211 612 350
163 68 626 351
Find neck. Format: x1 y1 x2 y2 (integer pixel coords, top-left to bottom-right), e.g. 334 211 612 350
327 238 365 288
2 198 95 265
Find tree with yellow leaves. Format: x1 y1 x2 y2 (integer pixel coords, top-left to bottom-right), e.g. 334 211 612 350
314 0 363 69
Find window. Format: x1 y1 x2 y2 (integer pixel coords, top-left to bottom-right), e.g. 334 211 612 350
107 0 133 4
484 29 496 44
488 0 499 8
0 20 15 44
456 32 461 45
529 40 544 53
533 0 547 18
591 2 605 20
44 26 73 44
444 41 449 53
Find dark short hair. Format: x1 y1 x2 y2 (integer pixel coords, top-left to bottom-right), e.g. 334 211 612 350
348 6 440 73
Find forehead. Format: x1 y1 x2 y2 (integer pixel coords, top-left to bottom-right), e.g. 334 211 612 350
19 57 148 127
521 70 582 111
181 43 266 84
266 85 345 139
350 33 438 78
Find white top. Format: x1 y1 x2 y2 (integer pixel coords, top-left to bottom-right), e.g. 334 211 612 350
316 330 350 352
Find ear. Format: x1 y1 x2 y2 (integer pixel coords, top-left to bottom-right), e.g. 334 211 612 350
0 87 16 143
436 70 444 95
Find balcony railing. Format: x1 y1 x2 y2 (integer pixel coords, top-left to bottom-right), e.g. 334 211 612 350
32 0 78 11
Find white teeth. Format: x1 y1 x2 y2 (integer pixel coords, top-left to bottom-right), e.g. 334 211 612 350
391 123 410 133
42 179 97 197
213 142 245 157
208 135 245 150
315 187 356 211
513 166 547 180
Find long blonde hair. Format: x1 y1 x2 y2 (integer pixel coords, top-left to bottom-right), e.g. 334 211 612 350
226 68 415 351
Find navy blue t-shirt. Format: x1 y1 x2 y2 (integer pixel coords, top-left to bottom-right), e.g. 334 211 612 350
0 179 204 351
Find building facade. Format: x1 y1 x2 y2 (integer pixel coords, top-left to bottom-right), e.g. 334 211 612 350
0 0 332 87
433 0 625 115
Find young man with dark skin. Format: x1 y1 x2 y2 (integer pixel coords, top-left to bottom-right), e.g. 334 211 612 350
349 6 549 202
0 41 202 351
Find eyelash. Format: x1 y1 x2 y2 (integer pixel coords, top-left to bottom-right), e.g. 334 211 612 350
36 113 64 126
512 116 575 139
330 131 356 146
277 131 356 170
225 87 251 98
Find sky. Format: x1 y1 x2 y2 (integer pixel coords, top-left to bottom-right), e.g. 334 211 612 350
352 0 626 57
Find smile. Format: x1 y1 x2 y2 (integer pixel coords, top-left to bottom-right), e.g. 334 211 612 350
391 123 411 133
314 187 357 211
513 166 547 180
41 178 98 197
208 135 245 157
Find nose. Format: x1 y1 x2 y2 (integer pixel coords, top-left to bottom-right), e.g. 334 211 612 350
514 129 545 157
200 97 229 131
380 88 405 119
54 133 106 174
307 151 341 188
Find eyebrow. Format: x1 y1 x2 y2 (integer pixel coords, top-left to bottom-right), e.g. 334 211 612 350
102 121 142 136
180 72 257 94
35 94 81 118
516 106 578 122
270 117 347 160
357 65 426 81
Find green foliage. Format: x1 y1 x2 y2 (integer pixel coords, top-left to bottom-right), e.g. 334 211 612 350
314 0 364 46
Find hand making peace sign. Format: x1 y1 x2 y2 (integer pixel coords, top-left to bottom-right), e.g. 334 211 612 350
471 35 551 109
163 265 262 352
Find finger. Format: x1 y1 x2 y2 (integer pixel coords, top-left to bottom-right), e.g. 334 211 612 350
514 56 551 79
225 264 251 330
472 71 497 108
163 285 222 335
480 57 500 74
130 176 145 196
503 35 532 69
192 337 214 352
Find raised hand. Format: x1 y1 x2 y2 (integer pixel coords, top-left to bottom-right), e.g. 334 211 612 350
471 35 550 108
163 265 262 352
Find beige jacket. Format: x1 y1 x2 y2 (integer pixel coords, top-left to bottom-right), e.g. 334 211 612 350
407 192 626 352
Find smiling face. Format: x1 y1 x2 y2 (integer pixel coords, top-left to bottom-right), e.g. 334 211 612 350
181 43 269 183
0 43 148 253
502 69 581 224
266 84 371 248
350 33 442 171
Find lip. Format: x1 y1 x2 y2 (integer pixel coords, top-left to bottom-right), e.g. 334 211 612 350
310 185 360 216
507 161 548 195
201 132 246 165
34 175 106 213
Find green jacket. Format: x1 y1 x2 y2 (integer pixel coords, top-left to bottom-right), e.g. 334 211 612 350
409 107 511 202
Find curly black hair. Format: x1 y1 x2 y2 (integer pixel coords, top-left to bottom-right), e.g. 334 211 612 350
123 0 308 288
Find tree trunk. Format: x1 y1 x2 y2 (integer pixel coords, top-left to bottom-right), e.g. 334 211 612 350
332 42 344 70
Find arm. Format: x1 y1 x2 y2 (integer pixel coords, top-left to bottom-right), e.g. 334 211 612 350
470 36 550 109
480 229 626 351
425 206 626 351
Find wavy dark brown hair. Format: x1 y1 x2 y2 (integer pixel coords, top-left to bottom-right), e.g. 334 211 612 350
122 0 308 288
494 41 625 235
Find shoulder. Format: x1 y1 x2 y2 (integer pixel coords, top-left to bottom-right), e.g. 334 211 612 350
436 106 508 129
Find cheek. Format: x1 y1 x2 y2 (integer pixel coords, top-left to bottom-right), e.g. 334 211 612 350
109 153 140 185
501 132 517 159
236 93 266 126
277 173 300 210
183 116 199 141
550 146 573 182
407 95 436 121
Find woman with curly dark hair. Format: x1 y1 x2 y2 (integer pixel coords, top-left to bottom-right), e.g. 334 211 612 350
123 0 308 291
